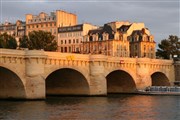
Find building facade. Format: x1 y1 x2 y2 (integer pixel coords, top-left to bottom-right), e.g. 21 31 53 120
25 10 77 39
58 23 98 53
0 22 16 36
81 21 156 58
82 22 130 57
16 20 26 40
0 20 26 45
129 29 156 58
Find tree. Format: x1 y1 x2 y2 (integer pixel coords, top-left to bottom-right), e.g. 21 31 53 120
19 35 29 48
19 30 57 51
156 35 180 59
0 33 17 49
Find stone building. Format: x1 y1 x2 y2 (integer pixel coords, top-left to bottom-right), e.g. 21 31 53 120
82 22 130 57
57 23 98 53
0 22 16 36
128 29 156 58
81 21 156 58
16 20 26 40
116 23 156 58
25 10 77 39
0 20 26 44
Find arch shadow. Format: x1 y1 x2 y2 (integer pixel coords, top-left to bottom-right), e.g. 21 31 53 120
0 66 26 99
46 68 90 96
106 70 137 93
151 72 170 86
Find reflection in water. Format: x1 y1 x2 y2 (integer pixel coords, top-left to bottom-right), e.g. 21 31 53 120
0 95 179 120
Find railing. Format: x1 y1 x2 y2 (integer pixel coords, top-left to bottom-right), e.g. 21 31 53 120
145 86 180 92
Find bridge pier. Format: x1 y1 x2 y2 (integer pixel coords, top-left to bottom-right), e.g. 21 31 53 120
25 76 45 99
136 60 152 90
24 50 47 99
89 61 107 95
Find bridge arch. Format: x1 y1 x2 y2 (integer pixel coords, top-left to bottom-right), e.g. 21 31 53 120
151 72 170 86
45 68 90 95
0 66 26 99
106 69 137 93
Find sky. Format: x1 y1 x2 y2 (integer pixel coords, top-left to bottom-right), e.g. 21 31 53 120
0 0 179 45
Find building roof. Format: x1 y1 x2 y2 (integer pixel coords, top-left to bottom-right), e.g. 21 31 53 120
131 30 143 36
88 24 115 39
88 27 103 34
117 24 131 32
131 29 148 36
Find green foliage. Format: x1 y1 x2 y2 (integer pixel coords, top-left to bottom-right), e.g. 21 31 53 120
156 35 180 59
19 35 29 48
0 33 17 49
19 30 57 51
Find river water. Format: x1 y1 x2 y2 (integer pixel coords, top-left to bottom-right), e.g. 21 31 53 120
0 94 179 120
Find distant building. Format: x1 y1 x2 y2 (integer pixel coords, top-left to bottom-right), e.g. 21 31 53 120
58 23 98 53
81 21 156 58
82 22 130 57
16 20 26 40
128 28 156 58
25 10 77 39
0 22 16 36
0 20 26 45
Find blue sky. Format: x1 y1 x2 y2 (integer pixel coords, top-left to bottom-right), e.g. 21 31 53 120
0 0 179 45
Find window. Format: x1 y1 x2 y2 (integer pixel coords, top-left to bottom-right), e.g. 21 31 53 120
36 25 38 28
41 24 43 28
46 24 48 27
69 39 71 44
61 40 63 44
61 47 63 52
69 47 71 52
65 40 66 44
73 39 75 43
76 39 79 43
64 47 67 52
76 48 79 52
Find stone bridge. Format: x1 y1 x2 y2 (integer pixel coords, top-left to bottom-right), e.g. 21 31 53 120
0 49 175 99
